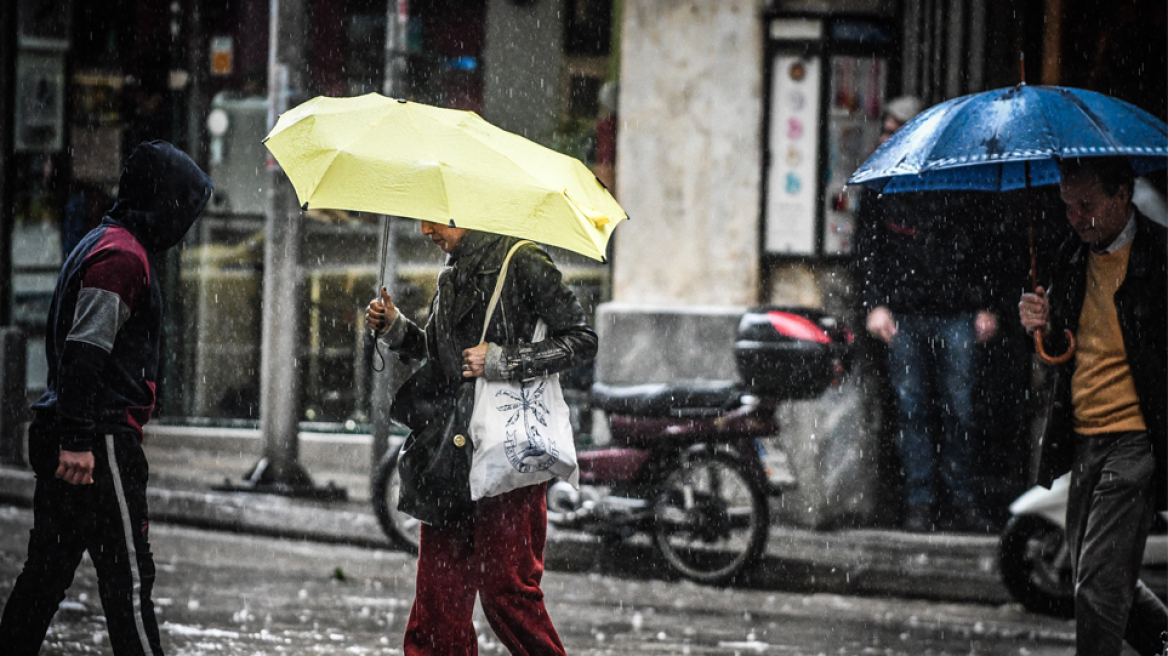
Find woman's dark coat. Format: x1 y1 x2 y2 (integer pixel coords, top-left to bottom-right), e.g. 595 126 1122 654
384 231 597 385
382 231 597 523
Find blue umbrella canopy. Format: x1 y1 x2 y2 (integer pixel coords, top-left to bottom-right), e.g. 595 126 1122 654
849 85 1168 193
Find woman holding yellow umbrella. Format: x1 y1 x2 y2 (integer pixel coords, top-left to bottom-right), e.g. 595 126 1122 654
365 221 595 655
265 93 622 655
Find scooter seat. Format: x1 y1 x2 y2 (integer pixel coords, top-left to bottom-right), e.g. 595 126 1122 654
590 380 744 417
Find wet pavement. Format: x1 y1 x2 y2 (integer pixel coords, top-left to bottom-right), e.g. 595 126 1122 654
0 506 1076 655
0 439 1013 604
0 429 1086 653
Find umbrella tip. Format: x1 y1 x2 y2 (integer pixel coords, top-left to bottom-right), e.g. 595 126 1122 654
449 219 457 228
397 98 407 104
302 202 309 211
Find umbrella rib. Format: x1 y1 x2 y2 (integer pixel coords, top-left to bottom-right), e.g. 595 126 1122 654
910 95 989 173
404 105 455 222
452 117 570 192
1054 89 1136 159
1056 89 1120 157
299 102 399 207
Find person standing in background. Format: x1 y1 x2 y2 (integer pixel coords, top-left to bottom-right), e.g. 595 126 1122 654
853 96 1002 533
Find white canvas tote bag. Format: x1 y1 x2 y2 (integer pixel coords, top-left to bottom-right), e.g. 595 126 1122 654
468 241 579 500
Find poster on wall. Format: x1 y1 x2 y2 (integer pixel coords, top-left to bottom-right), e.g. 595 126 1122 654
14 51 66 152
765 54 821 255
823 56 886 255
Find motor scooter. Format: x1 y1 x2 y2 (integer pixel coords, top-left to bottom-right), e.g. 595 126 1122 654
999 472 1168 617
372 307 852 585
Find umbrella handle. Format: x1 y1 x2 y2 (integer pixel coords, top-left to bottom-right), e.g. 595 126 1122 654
1034 328 1076 365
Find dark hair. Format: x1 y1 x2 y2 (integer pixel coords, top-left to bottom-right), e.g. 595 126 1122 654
1057 157 1135 197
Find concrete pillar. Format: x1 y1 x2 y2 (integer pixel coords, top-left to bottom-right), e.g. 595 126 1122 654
224 0 342 500
614 0 764 306
257 0 312 487
597 0 885 528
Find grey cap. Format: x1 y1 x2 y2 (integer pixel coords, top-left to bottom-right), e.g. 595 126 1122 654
884 96 923 124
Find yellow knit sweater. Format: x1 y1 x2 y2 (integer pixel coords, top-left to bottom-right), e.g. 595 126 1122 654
1072 243 1147 435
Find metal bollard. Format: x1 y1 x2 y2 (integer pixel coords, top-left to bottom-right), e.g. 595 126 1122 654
0 326 28 466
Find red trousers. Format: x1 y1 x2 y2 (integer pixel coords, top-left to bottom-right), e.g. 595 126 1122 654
404 482 566 656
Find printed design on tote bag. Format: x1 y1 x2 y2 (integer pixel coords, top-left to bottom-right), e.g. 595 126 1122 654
496 380 560 473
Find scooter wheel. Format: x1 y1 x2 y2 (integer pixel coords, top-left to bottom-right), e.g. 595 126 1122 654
999 514 1074 618
371 442 421 555
652 451 769 585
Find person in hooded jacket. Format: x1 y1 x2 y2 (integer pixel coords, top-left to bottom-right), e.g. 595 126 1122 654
0 141 212 656
365 222 597 656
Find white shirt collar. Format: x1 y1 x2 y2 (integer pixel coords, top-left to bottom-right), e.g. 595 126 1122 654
1093 210 1137 254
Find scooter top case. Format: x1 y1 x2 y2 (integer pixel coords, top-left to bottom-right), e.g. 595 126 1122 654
734 307 853 401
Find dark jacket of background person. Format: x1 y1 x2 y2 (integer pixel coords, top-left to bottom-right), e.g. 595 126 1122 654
30 140 214 450
1034 210 1167 509
0 140 211 656
853 190 1005 315
384 231 598 386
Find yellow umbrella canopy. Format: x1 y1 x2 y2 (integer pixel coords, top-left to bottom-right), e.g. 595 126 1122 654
263 93 626 261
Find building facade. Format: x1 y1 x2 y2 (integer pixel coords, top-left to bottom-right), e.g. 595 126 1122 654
606 0 1165 526
2 0 1164 518
1 0 617 429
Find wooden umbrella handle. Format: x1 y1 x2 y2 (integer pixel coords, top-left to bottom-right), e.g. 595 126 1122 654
1034 327 1076 365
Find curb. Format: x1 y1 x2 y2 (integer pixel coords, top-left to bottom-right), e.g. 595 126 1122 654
0 466 1007 600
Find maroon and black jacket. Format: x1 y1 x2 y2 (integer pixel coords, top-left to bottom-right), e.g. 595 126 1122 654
31 141 212 451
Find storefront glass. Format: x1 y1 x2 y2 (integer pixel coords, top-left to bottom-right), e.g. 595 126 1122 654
9 0 610 432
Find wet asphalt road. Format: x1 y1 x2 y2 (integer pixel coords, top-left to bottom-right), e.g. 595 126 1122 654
0 505 1076 655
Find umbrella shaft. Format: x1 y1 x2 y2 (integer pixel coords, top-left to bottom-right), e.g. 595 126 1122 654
1026 161 1038 291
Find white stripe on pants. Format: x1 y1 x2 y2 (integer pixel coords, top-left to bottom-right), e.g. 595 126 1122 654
106 433 155 655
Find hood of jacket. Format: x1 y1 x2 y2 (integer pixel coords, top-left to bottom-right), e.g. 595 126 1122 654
104 140 213 253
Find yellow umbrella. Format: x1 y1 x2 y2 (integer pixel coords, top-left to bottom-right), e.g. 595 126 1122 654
263 93 626 262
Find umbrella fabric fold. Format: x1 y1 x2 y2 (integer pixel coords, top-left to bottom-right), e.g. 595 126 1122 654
264 94 626 261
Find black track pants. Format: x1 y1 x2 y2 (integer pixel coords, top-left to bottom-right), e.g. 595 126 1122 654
0 431 163 655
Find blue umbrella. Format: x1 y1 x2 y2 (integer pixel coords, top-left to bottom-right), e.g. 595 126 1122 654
850 85 1168 193
847 85 1168 363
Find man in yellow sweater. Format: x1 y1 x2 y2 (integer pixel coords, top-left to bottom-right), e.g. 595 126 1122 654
1019 157 1167 656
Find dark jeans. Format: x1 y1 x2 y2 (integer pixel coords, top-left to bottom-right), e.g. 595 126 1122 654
0 429 163 656
887 312 982 514
1067 430 1168 656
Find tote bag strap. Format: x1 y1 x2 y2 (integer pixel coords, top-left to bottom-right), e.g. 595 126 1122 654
480 240 535 343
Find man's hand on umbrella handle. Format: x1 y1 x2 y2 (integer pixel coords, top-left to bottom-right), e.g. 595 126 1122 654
1019 287 1050 335
365 287 398 336
866 307 897 343
56 450 94 486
